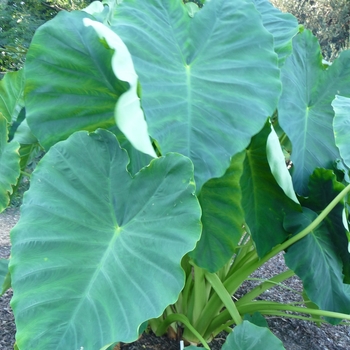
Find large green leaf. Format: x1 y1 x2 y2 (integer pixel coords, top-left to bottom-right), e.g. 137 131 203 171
298 168 350 283
240 121 301 257
0 113 20 212
24 10 135 150
190 151 245 272
0 70 24 123
278 29 350 195
252 0 299 66
332 95 350 168
10 129 201 349
222 321 285 350
111 0 281 189
284 207 350 324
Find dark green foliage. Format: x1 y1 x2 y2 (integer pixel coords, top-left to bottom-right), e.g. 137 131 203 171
183 0 204 7
0 0 96 74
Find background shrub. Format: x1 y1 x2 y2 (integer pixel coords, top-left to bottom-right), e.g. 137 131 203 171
0 0 94 75
1 0 349 75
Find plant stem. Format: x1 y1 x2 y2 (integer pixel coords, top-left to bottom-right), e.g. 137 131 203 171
204 270 295 336
192 264 208 325
235 269 295 307
196 184 350 337
270 182 350 256
237 301 350 321
210 312 348 339
204 271 243 325
279 132 288 146
225 182 350 295
253 311 324 323
154 313 210 349
194 289 227 336
227 241 258 278
216 258 231 282
193 247 257 335
178 270 193 316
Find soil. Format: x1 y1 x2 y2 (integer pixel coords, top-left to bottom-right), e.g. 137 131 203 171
1 206 350 350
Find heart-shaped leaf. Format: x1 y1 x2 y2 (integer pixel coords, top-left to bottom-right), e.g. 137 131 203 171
298 168 350 283
284 207 350 323
10 129 201 349
111 0 281 189
278 29 350 195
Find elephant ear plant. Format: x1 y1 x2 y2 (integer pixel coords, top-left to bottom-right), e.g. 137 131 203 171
1 0 350 349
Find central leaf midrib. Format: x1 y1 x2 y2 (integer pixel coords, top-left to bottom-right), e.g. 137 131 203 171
186 63 193 159
55 226 120 349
